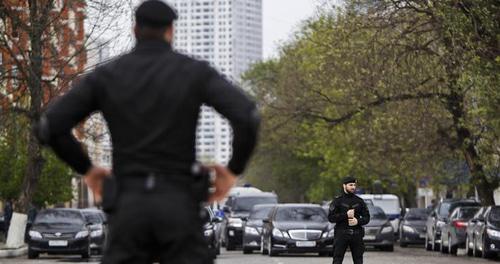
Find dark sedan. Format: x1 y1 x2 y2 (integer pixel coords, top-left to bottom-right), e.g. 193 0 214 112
399 208 428 247
471 205 500 259
363 206 394 251
80 209 107 255
440 206 479 255
242 204 276 254
465 206 487 256
27 208 91 259
261 204 334 256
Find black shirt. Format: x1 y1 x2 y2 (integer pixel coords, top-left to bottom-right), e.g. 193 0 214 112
40 40 260 176
328 192 370 230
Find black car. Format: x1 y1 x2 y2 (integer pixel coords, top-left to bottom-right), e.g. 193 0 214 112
242 204 276 254
261 204 334 256
399 208 428 247
440 206 479 255
363 206 394 251
202 207 223 258
80 209 107 254
470 205 500 258
425 199 480 251
27 208 91 259
220 192 278 250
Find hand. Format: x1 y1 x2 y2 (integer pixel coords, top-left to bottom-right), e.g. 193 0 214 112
208 164 237 203
84 166 111 204
347 209 355 218
348 217 358 226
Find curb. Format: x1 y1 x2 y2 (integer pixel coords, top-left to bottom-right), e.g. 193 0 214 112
0 245 28 258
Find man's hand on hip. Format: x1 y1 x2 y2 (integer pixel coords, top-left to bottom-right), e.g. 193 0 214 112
84 166 111 204
208 165 237 203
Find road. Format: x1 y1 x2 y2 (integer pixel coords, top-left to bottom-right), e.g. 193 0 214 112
2 246 498 264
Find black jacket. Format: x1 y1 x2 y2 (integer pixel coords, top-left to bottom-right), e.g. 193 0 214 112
37 40 260 176
328 192 370 230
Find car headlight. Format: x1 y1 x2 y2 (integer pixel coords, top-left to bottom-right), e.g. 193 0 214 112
29 231 42 239
402 225 417 234
487 229 500 238
272 228 289 238
381 226 393 234
245 226 259 236
204 229 214 237
228 217 243 228
75 230 89 239
90 229 103 237
322 229 335 238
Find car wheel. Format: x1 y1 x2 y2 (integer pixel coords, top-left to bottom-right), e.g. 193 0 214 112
81 246 91 259
425 233 432 251
382 245 394 252
225 233 235 251
465 236 473 256
400 241 408 248
27 248 39 259
216 242 221 255
432 231 439 251
243 247 252 254
268 237 278 256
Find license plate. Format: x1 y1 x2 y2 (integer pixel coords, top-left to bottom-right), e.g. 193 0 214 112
363 235 376 241
296 241 316 247
419 234 426 239
49 240 68 247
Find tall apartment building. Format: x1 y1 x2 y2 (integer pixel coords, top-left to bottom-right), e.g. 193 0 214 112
166 0 263 165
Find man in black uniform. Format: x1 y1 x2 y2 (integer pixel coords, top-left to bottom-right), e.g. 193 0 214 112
328 177 370 264
35 1 260 263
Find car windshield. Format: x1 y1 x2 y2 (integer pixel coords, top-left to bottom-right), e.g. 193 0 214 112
82 212 103 224
439 202 479 218
489 207 500 223
371 199 400 215
249 206 274 220
34 210 84 225
275 207 327 222
405 209 428 220
233 197 277 212
369 207 387 220
458 208 479 219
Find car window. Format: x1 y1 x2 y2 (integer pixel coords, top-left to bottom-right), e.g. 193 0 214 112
83 212 103 224
489 207 500 222
35 210 84 225
249 206 274 220
405 209 428 220
275 207 327 222
369 206 388 220
233 197 278 212
458 208 479 219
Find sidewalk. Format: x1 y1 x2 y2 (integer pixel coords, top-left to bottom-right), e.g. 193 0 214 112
0 242 28 258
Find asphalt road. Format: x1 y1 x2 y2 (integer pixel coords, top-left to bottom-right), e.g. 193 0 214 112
2 246 498 264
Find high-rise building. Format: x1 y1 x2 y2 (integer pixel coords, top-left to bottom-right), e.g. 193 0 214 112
166 0 263 165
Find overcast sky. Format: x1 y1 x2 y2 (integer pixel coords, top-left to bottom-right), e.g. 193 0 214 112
262 0 319 58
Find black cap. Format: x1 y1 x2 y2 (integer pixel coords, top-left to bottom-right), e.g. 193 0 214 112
342 176 357 184
135 0 178 28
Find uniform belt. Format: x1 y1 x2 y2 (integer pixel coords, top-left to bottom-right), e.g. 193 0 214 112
338 229 362 235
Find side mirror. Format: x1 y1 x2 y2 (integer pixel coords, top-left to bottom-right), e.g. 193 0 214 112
223 206 230 213
262 218 270 224
213 217 223 223
242 217 248 222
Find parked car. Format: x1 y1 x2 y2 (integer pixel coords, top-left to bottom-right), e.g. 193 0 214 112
80 208 107 255
359 194 401 235
425 199 480 251
440 206 480 255
399 208 428 247
261 204 334 256
470 205 500 258
220 192 278 250
202 206 223 259
465 206 487 256
242 204 276 254
27 208 91 259
363 206 395 251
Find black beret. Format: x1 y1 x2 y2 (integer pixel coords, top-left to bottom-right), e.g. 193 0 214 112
136 0 178 28
342 176 357 184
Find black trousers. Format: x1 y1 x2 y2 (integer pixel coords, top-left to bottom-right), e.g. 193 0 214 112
101 176 212 264
332 230 364 264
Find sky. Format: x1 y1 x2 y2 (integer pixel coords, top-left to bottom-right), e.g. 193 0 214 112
262 0 319 59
